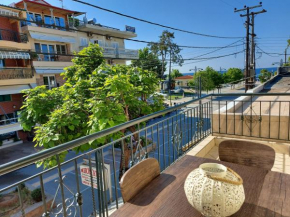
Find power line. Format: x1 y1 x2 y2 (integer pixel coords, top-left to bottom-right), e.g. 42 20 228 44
0 14 246 50
174 50 245 65
71 0 244 39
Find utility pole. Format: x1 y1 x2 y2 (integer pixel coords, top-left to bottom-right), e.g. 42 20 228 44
235 3 266 91
168 49 172 106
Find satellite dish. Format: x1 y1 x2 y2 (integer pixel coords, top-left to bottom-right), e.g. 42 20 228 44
88 18 97 25
93 18 97 24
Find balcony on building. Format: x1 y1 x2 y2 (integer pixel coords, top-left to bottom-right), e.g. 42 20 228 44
0 51 36 86
76 18 139 60
14 0 84 38
0 5 30 50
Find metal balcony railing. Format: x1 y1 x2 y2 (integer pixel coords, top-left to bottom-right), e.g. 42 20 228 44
0 28 28 43
1 93 290 216
118 48 139 59
0 117 18 126
35 53 73 62
0 67 34 80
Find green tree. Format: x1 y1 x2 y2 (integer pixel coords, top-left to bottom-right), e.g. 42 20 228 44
258 69 272 83
131 47 164 78
223 68 244 84
170 69 183 80
20 44 164 177
188 67 223 93
149 30 183 78
189 70 215 93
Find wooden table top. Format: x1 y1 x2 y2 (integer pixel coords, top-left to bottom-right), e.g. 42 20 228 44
111 155 290 217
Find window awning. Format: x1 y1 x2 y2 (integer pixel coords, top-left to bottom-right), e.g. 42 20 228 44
35 68 65 74
0 84 35 95
0 51 30 59
30 32 76 43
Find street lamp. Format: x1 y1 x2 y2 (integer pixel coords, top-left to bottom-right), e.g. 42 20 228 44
285 45 289 65
189 66 203 73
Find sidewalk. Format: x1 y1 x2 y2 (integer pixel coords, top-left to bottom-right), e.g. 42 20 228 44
0 142 39 165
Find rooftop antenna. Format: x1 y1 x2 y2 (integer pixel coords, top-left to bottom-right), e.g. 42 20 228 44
59 0 64 8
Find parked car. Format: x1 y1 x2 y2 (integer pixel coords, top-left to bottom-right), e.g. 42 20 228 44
170 87 184 94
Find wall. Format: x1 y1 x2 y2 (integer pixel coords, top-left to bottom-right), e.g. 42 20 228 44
0 94 23 115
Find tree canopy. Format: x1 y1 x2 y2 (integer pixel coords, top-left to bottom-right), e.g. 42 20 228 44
188 67 223 92
20 44 165 170
223 68 244 84
258 69 272 83
131 47 164 78
149 30 183 78
170 69 183 80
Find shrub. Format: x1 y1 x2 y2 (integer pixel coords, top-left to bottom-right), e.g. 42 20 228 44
13 137 20 142
15 183 26 192
31 188 42 202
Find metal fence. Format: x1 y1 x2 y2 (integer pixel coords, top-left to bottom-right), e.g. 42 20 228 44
0 28 28 43
211 93 290 141
0 67 34 80
0 96 211 217
1 92 290 216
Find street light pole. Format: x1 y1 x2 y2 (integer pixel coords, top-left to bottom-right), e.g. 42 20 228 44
169 49 172 106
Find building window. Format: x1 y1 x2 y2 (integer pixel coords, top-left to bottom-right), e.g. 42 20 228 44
55 17 65 28
0 60 5 68
44 15 54 27
43 76 56 89
80 38 88 47
56 45 66 54
35 14 42 26
0 95 11 102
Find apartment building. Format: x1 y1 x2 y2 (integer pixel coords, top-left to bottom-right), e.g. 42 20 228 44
73 17 138 65
14 0 83 89
0 4 35 142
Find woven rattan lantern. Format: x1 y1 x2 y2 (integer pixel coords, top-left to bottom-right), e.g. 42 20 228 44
184 163 245 217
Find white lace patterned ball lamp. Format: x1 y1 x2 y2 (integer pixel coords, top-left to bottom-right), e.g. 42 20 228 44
184 163 245 217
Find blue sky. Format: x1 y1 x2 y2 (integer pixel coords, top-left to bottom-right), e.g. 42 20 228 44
3 0 290 73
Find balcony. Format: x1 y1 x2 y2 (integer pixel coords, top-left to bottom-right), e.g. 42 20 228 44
0 28 28 43
0 117 22 135
0 67 36 86
0 67 33 80
76 19 137 39
80 45 138 59
0 92 289 216
118 48 139 59
33 53 73 68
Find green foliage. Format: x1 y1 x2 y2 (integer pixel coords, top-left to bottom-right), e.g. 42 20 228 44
258 69 272 83
20 44 164 168
131 47 164 78
31 188 42 202
223 68 244 84
170 69 183 80
14 183 26 192
188 67 222 92
149 31 183 78
274 71 278 75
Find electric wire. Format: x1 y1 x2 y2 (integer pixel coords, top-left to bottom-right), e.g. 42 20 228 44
72 0 244 39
